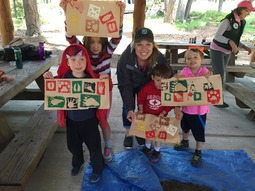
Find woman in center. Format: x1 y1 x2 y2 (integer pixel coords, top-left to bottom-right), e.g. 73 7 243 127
117 27 173 149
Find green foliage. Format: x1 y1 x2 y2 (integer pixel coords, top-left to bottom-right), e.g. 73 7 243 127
175 10 255 36
192 10 226 22
245 17 255 33
13 18 26 29
175 10 227 31
11 0 24 19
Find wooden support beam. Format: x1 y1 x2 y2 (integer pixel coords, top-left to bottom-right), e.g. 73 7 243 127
0 0 14 46
132 0 146 39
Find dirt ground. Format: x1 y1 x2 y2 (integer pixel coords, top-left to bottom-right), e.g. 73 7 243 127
161 181 215 191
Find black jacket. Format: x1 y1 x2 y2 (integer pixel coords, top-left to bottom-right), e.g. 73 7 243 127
213 11 246 50
117 43 171 112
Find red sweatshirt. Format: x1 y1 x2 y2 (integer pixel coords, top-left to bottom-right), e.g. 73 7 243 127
137 81 172 116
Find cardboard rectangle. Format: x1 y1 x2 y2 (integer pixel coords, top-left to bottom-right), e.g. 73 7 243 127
129 113 180 144
161 75 223 106
44 78 109 110
66 0 120 38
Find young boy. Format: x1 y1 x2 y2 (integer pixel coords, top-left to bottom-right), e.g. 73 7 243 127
137 64 183 162
174 48 211 167
43 44 109 183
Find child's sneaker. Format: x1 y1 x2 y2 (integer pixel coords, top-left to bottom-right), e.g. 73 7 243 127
89 172 101 184
123 136 133 150
141 145 153 155
135 136 145 146
150 150 162 163
71 163 84 176
104 146 113 163
174 140 189 151
191 151 202 167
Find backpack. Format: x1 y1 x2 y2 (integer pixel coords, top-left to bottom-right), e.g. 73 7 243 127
4 38 52 61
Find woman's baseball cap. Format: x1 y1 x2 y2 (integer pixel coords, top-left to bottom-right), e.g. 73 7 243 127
134 27 154 43
238 0 255 11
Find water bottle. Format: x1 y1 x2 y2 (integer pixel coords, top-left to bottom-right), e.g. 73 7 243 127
39 42 45 60
14 48 23 69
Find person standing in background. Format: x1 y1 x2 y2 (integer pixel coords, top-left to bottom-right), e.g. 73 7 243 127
210 0 254 108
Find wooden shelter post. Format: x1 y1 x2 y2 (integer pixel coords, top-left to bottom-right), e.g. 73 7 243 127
0 0 14 46
132 0 146 40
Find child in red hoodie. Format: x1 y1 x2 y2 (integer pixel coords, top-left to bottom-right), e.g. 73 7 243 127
43 44 109 183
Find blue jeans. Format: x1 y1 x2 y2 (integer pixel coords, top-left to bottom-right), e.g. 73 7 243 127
210 49 231 85
122 104 131 129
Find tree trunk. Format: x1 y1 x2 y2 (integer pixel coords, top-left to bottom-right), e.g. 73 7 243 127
184 0 193 20
176 0 188 21
0 0 14 46
132 0 146 40
164 0 177 24
218 0 224 13
13 0 18 18
22 0 41 36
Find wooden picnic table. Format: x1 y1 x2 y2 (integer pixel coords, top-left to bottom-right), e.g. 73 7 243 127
0 55 59 190
156 41 210 63
156 40 255 83
0 55 57 150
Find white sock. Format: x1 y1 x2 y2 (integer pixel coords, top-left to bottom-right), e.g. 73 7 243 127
145 143 151 149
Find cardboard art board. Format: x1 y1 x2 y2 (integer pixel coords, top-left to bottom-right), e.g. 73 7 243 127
44 78 109 110
129 113 180 144
66 0 120 38
161 75 223 106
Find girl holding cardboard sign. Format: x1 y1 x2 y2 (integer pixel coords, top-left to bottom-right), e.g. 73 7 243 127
174 48 212 167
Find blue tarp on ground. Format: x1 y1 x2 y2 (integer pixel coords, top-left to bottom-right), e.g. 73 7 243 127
82 148 255 191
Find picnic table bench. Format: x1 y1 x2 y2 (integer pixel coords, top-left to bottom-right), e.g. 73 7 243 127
0 104 58 191
225 78 255 121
